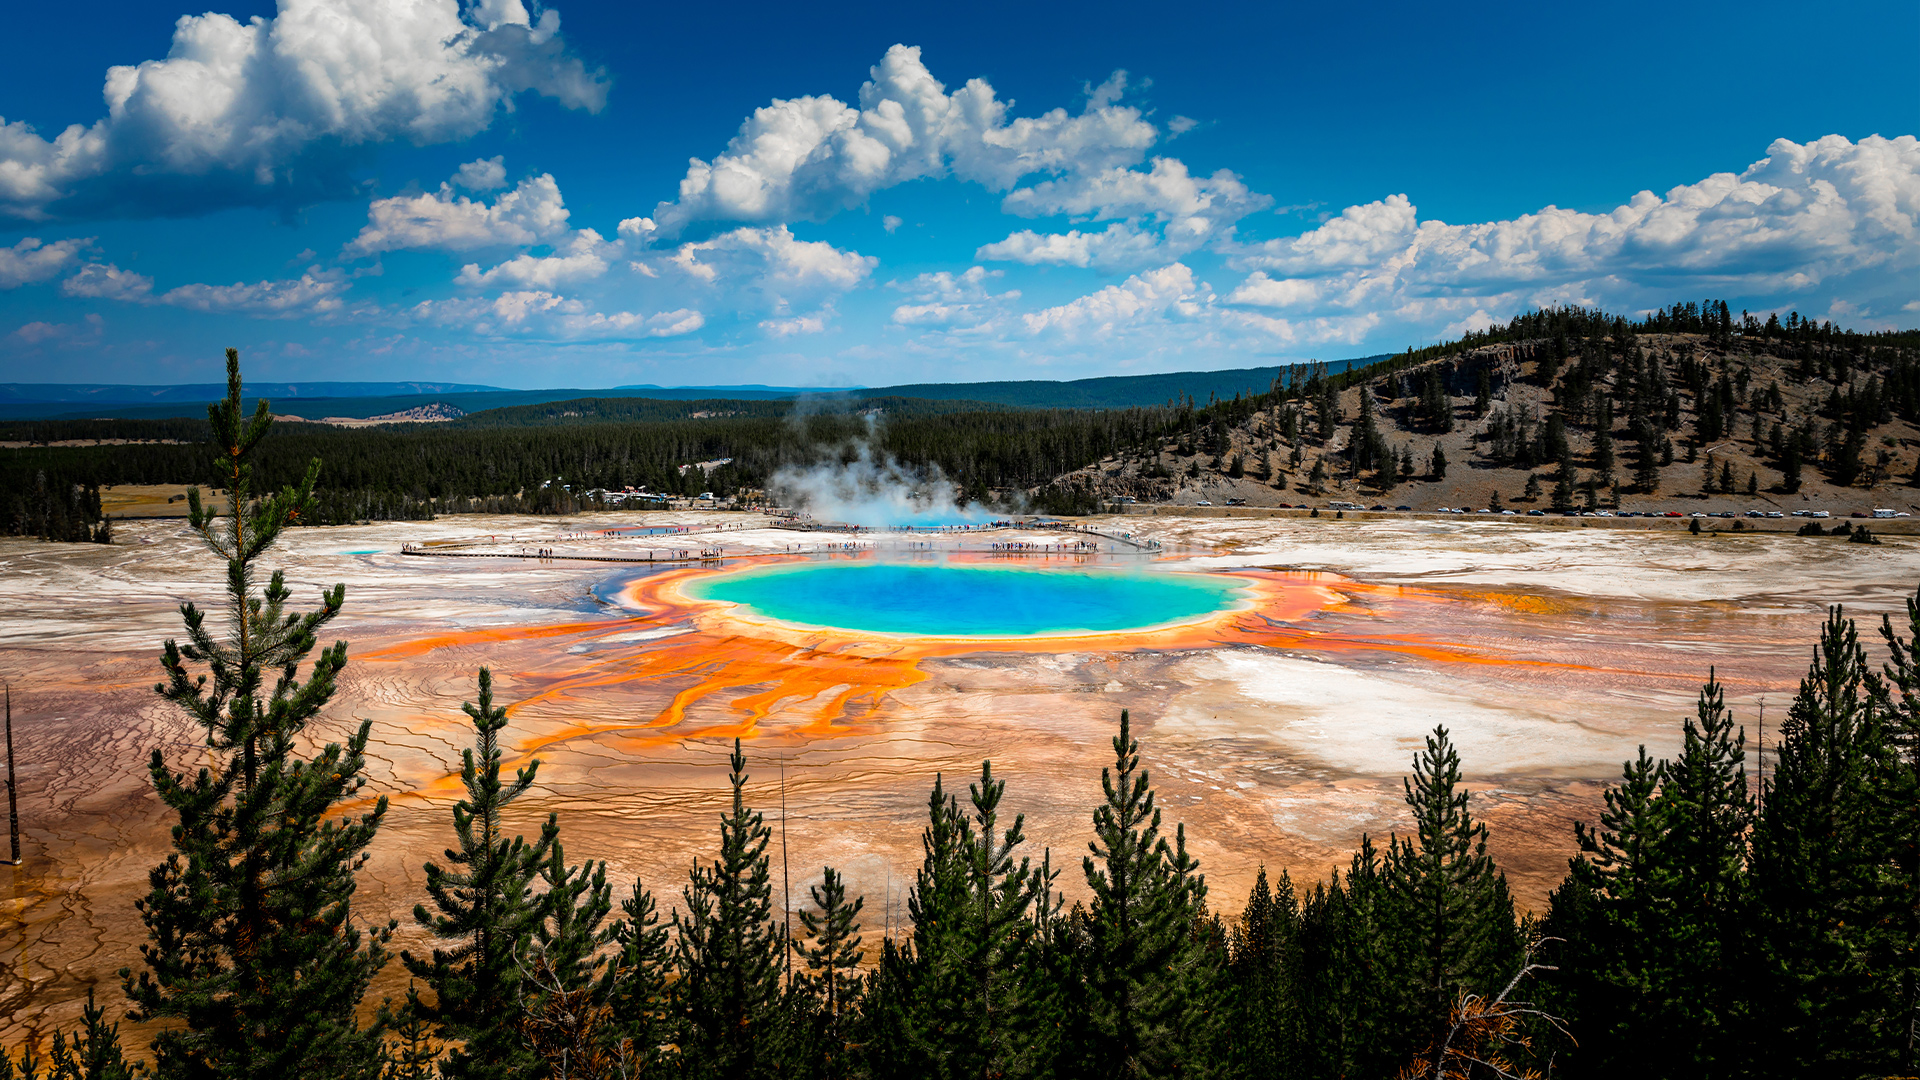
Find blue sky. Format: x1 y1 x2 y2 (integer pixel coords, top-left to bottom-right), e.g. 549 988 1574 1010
0 0 1914 389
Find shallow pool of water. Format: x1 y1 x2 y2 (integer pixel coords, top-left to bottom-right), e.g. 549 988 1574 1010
684 561 1245 637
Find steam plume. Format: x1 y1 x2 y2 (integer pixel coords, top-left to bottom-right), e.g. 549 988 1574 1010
769 440 993 527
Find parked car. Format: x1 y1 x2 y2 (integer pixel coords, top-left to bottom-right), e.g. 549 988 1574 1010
1197 500 1213 506
1766 511 1784 518
1664 511 1683 517
1395 505 1411 511
1226 498 1247 506
1526 509 1546 516
1811 510 1830 518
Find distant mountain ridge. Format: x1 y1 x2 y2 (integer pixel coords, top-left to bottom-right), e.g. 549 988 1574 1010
0 381 507 404
0 359 1386 420
0 385 827 421
612 383 850 393
853 357 1387 410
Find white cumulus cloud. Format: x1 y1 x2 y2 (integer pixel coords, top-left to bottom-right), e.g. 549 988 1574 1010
456 228 616 288
0 0 607 221
977 222 1165 270
661 225 875 296
412 290 704 339
647 44 1157 237
0 237 89 288
60 262 154 301
347 169 573 255
977 157 1270 271
56 260 353 318
890 265 1019 328
156 270 354 317
1022 262 1212 338
454 155 508 192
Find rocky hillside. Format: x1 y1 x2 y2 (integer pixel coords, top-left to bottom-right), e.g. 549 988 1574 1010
1055 308 1920 515
310 402 467 427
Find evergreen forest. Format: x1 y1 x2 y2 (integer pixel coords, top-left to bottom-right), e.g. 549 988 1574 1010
5 301 1917 539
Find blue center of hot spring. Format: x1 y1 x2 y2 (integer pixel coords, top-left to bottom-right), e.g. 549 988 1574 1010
683 562 1244 637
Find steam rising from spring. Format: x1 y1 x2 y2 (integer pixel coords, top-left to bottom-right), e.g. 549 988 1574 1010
769 440 993 527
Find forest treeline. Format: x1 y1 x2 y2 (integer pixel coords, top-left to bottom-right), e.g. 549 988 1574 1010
0 395 1173 532
8 362 1919 1080
4 301 1919 538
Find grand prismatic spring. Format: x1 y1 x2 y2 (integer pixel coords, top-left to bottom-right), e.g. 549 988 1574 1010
1 509 1917 1039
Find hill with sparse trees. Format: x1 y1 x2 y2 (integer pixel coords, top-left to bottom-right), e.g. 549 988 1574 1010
1053 303 1920 515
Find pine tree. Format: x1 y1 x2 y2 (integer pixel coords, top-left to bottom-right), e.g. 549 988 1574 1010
0 1039 42 1080
871 774 972 1080
1385 726 1519 1063
1082 710 1212 1078
795 867 865 1078
1354 391 1383 477
1750 608 1903 1076
1228 867 1301 1077
380 987 440 1080
1653 671 1752 1067
1782 437 1804 493
1876 588 1920 1078
40 989 132 1080
886 764 1045 1079
521 839 615 1071
602 879 675 1076
403 667 555 1080
122 350 392 1079
1548 673 1753 1076
675 739 788 1079
959 761 1042 1076
1293 837 1398 1078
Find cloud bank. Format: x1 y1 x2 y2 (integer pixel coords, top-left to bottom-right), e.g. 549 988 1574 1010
1223 135 1920 322
645 47 1158 237
0 0 607 221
